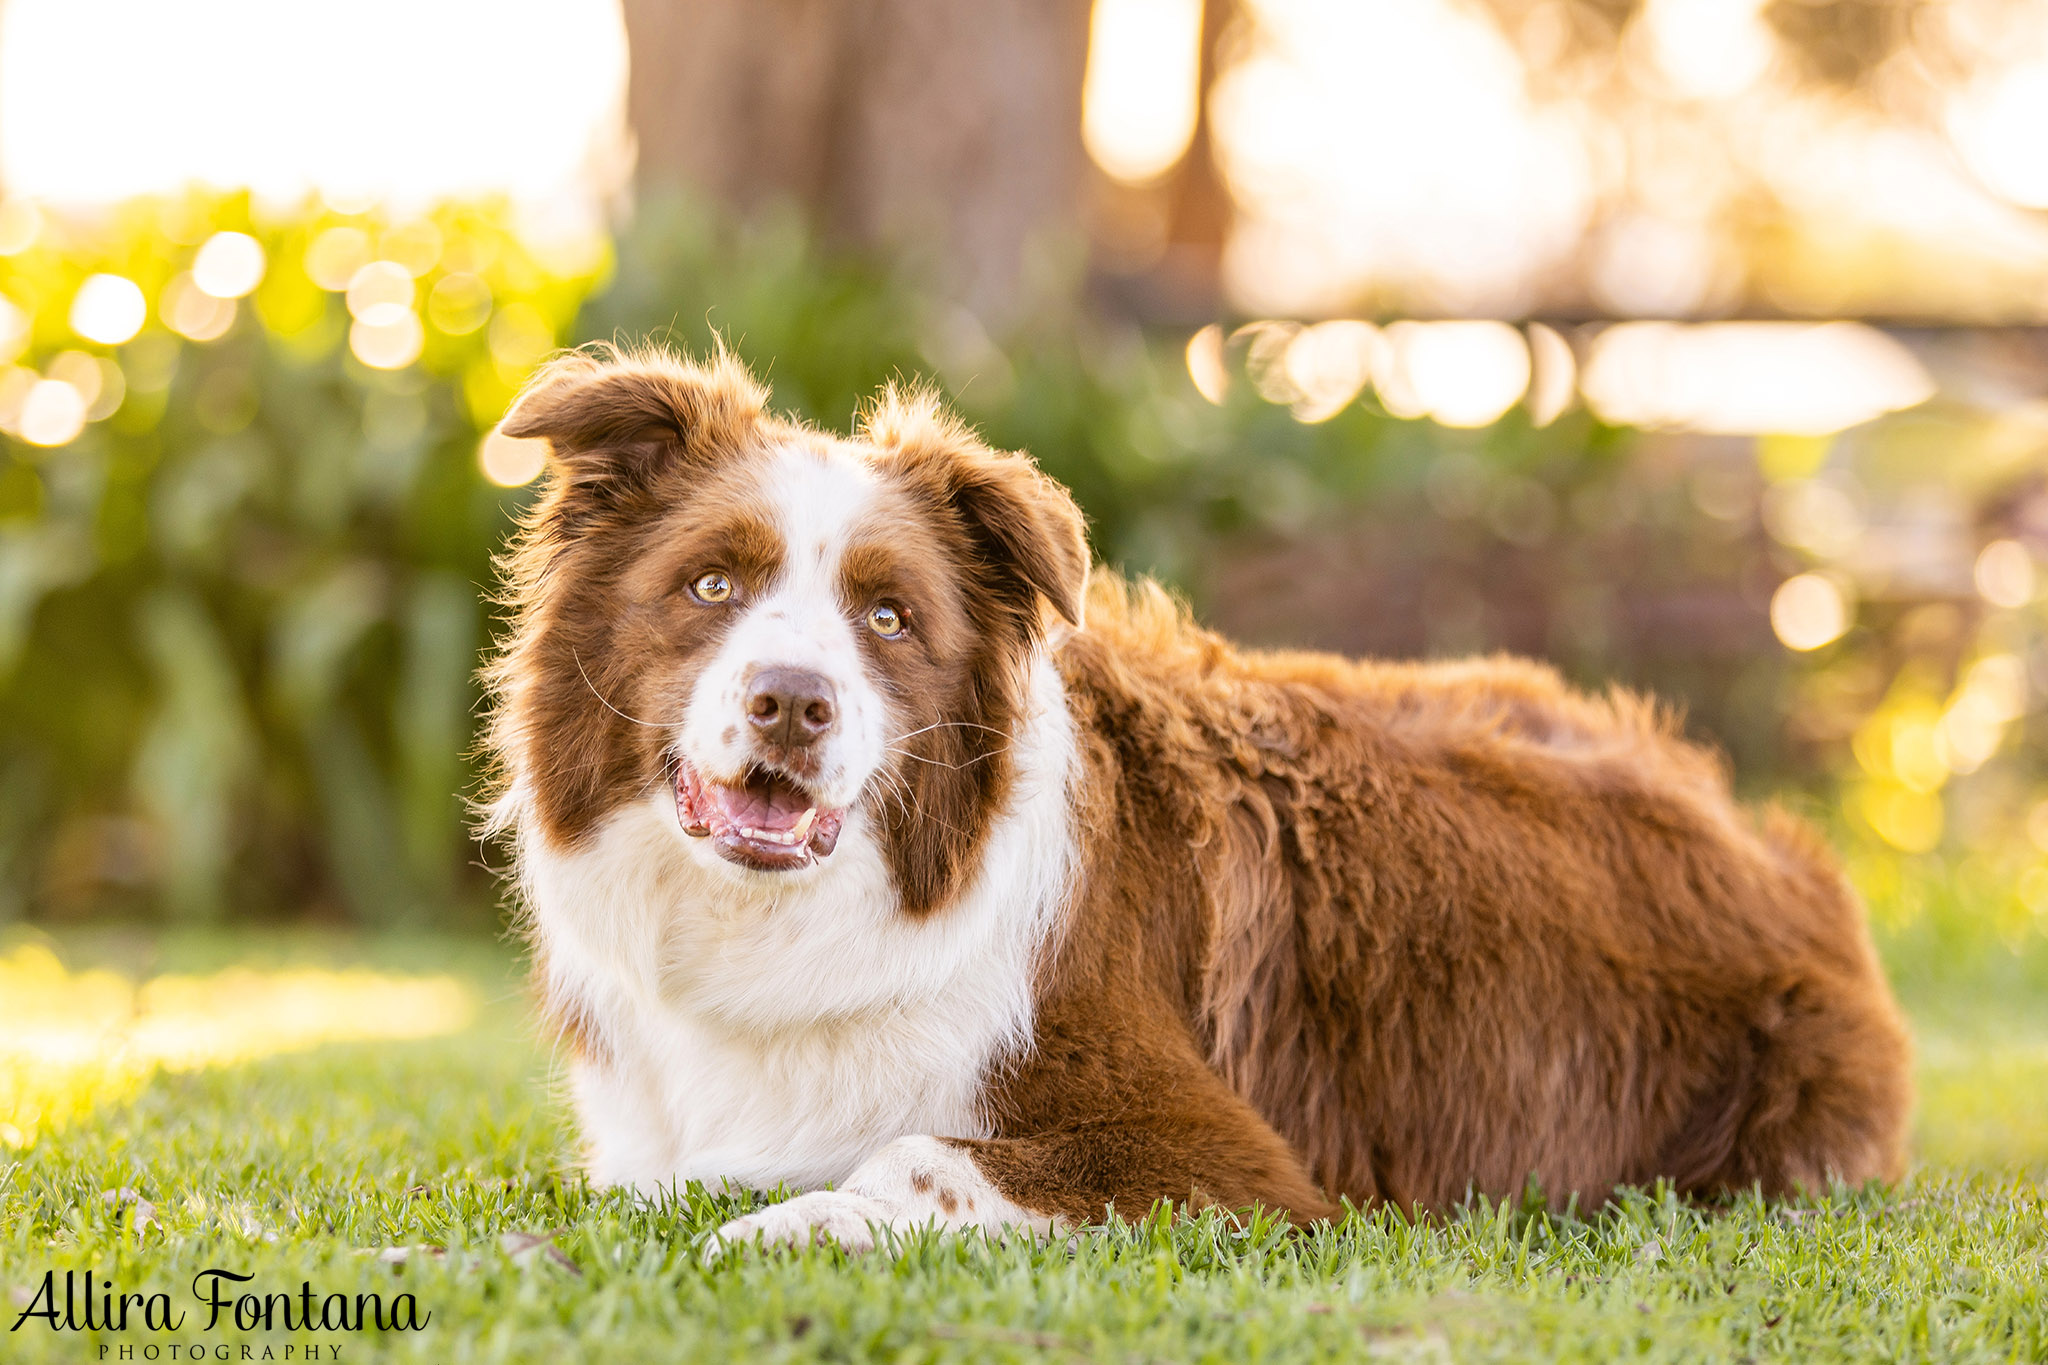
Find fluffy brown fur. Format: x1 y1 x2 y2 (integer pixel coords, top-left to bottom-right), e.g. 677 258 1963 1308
954 579 1911 1220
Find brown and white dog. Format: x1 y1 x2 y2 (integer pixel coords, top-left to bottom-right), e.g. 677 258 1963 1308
482 347 1912 1253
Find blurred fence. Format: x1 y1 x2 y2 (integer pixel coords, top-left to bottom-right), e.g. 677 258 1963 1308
1 191 2044 927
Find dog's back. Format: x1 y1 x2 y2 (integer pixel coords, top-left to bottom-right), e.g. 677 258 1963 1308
1059 576 1912 1210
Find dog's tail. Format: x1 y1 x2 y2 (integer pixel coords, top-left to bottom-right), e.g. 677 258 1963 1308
1668 807 1915 1196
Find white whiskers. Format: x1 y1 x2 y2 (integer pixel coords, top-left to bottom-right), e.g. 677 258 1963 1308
573 649 672 729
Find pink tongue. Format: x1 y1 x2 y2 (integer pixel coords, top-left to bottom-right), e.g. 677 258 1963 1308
709 772 811 832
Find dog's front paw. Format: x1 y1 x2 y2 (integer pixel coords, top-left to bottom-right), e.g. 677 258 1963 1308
705 1191 891 1260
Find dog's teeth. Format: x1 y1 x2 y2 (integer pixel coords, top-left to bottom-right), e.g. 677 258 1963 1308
792 808 817 841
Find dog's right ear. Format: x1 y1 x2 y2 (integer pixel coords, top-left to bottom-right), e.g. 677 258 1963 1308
500 349 768 498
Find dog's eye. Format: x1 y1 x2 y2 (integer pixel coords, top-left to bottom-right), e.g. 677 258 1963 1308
867 603 905 639
690 571 734 604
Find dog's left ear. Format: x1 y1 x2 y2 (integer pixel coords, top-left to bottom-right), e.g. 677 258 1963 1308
947 447 1090 631
866 387 1090 633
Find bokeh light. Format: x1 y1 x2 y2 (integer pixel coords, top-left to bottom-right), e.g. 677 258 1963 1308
382 219 445 277
479 427 548 487
1238 319 1302 404
426 272 492 335
160 274 236 342
1581 323 1934 435
1975 540 2036 609
1524 323 1576 428
191 230 266 299
1889 706 1950 794
1939 655 2026 776
349 311 424 369
0 295 28 361
305 226 372 292
16 377 86 446
345 260 414 323
0 365 33 433
1588 213 1732 318
1185 323 1229 404
86 358 124 420
1283 319 1378 422
1762 479 1864 560
45 351 103 413
1948 59 2048 210
1858 783 1943 854
1082 0 1203 184
1634 0 1775 102
69 273 147 345
1770 572 1851 651
1377 321 1529 428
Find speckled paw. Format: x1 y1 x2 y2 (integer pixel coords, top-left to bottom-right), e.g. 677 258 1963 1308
704 1191 892 1261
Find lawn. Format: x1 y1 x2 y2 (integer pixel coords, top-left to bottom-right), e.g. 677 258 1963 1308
3 874 2045 1364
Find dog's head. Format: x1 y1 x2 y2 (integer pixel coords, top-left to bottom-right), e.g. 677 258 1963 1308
486 348 1087 914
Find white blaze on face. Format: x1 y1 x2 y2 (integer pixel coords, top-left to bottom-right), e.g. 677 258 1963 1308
675 443 890 813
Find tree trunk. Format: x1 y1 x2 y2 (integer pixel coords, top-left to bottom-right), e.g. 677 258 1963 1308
622 0 1094 325
1084 0 1239 323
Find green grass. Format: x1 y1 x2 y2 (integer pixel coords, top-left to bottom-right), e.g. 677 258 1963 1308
2 918 2045 1364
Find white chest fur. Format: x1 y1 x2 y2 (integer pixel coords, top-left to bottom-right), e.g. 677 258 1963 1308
509 654 1077 1197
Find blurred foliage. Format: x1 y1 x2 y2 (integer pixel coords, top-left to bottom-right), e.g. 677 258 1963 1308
2 190 2046 941
0 192 600 925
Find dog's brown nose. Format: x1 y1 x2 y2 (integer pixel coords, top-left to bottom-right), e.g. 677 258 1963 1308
746 668 837 749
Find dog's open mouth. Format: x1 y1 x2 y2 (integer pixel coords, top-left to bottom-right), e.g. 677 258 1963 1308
675 758 844 871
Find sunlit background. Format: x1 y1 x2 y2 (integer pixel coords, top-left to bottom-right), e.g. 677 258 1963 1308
2 0 2047 950
0 940 472 1149
0 0 629 209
